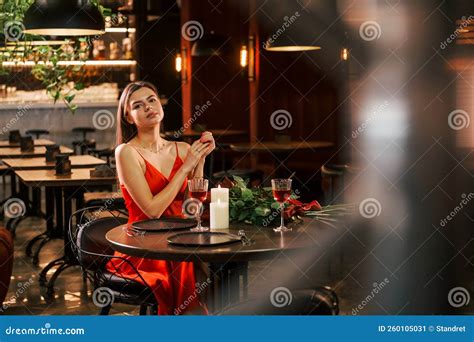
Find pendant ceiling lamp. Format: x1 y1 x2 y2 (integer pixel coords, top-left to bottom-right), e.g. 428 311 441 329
7 36 72 46
23 0 105 36
263 12 322 52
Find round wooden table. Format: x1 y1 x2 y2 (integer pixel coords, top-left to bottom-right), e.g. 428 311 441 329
106 217 333 313
229 141 334 153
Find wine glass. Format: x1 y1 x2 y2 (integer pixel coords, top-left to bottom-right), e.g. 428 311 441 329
187 178 209 232
271 178 292 232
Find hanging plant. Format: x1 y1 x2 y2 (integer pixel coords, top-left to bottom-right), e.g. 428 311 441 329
0 0 114 113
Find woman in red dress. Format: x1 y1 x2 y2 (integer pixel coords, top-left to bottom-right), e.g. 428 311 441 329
107 81 215 315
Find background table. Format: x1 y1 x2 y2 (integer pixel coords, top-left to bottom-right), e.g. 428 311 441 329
106 217 331 313
0 139 55 148
164 129 246 142
229 140 334 177
16 168 117 294
0 146 73 158
229 141 334 153
3 155 106 170
4 156 108 262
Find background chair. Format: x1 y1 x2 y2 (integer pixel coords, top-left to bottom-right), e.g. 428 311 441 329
72 127 96 155
69 206 158 315
25 129 50 139
219 286 339 315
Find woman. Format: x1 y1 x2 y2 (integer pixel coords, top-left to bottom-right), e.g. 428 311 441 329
106 81 215 315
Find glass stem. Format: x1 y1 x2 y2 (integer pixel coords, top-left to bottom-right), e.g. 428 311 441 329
197 213 201 229
280 202 284 228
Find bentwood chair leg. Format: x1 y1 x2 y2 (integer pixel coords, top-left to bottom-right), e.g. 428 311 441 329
150 304 158 315
99 304 111 315
139 304 147 315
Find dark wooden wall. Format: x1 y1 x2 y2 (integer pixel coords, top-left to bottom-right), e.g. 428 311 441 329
140 0 348 195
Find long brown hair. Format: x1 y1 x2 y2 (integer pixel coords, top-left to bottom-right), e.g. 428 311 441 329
116 81 160 145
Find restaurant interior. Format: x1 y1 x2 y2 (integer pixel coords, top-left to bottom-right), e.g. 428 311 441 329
0 0 472 316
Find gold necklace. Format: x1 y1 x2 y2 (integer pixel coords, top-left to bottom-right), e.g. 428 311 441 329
137 140 168 154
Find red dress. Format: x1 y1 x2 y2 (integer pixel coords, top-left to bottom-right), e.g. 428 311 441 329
106 142 207 315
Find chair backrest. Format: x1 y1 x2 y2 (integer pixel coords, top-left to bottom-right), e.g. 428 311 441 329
69 207 127 271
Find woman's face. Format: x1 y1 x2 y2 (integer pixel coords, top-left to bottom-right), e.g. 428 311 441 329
125 87 164 129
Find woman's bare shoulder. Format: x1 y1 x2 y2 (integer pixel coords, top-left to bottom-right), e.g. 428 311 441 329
115 143 141 163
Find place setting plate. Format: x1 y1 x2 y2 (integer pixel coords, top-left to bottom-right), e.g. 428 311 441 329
127 218 197 234
167 231 243 247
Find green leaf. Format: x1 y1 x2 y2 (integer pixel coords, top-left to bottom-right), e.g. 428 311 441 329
241 188 253 201
255 206 270 216
238 211 249 221
232 175 247 188
271 202 281 210
64 94 75 103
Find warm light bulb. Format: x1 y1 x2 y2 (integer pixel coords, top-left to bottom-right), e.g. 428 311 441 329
341 48 349 61
240 45 248 67
175 53 182 72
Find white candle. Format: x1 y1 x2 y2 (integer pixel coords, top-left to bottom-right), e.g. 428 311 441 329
210 199 229 229
211 185 229 203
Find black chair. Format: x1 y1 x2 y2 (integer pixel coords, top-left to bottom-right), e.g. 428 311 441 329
72 127 96 140
25 129 49 139
320 164 351 205
88 147 115 166
83 191 125 210
220 286 339 315
69 206 158 315
0 162 9 198
72 127 96 155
